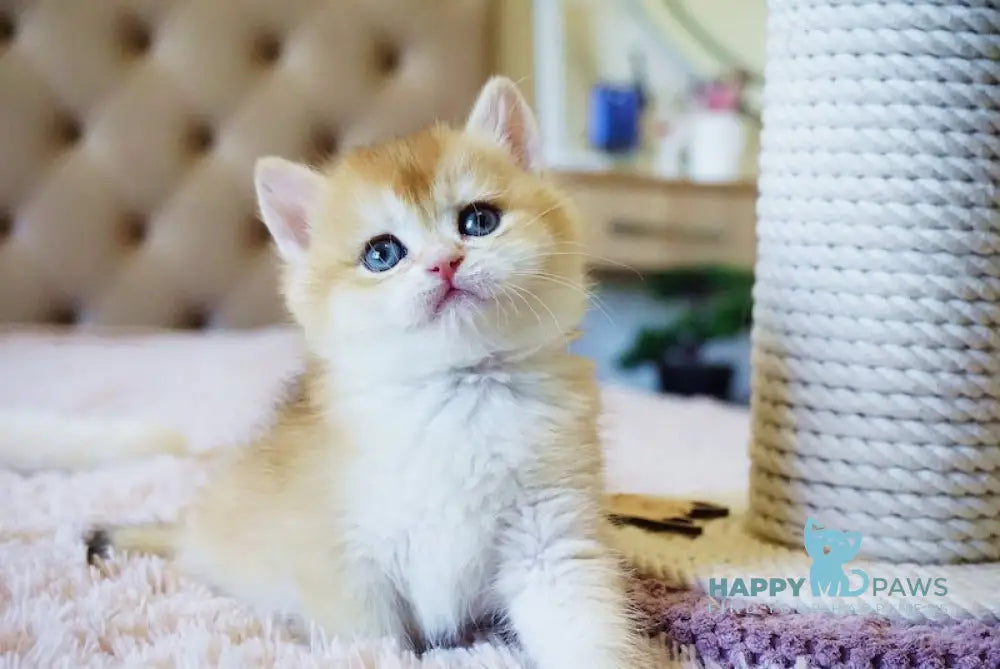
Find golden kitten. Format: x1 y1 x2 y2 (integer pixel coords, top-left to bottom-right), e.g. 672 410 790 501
86 77 645 667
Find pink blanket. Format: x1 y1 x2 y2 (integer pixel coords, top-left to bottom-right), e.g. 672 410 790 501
0 326 750 667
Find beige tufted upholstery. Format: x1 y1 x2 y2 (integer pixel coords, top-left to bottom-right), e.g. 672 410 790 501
0 0 491 329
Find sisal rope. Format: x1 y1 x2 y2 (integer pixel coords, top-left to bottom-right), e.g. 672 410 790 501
747 0 1000 564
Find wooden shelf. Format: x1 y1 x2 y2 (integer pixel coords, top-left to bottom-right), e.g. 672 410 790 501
551 170 758 273
554 169 758 194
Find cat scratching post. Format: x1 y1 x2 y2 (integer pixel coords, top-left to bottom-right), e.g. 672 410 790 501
747 0 1000 564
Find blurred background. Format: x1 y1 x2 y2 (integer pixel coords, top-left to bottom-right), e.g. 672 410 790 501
500 0 763 403
0 0 764 404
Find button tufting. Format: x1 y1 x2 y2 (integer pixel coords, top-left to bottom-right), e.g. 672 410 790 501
252 33 282 66
0 13 14 43
186 122 215 154
307 126 339 164
0 0 491 330
121 211 147 245
49 303 79 326
0 210 11 240
118 14 152 56
178 307 210 330
54 114 82 146
246 214 271 247
373 41 401 75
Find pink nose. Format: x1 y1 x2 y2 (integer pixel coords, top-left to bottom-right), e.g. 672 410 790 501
428 255 464 283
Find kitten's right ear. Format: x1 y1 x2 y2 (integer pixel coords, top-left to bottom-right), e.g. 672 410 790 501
465 76 541 171
254 157 323 262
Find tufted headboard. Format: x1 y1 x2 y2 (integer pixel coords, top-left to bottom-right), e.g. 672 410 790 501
0 0 491 329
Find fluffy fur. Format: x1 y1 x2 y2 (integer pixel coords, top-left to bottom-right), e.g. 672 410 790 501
0 409 187 471
80 77 645 667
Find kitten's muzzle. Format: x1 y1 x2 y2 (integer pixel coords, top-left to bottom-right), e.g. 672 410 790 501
427 254 464 284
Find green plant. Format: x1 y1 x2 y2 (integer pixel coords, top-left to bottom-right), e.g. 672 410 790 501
618 265 754 370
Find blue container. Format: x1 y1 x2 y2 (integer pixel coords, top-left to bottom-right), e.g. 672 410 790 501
588 84 643 153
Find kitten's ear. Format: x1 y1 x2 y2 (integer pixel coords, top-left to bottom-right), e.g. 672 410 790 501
465 76 541 171
254 157 323 262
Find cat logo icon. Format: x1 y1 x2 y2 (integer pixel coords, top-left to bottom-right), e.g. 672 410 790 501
803 517 870 597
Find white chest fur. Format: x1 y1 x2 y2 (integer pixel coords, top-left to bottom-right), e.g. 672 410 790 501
334 364 571 641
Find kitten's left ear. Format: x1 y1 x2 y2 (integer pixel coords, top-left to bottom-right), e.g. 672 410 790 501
465 76 541 171
254 156 324 263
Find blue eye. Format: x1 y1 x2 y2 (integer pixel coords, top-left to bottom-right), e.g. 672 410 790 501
458 202 502 237
362 235 407 272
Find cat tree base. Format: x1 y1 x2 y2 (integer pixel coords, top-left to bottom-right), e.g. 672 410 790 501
611 512 1000 622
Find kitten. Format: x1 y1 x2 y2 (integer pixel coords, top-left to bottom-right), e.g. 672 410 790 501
85 78 646 667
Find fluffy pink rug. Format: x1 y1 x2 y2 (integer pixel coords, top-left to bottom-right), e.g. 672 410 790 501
0 326 750 667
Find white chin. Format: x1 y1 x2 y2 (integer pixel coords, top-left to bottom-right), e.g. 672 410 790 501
429 291 482 320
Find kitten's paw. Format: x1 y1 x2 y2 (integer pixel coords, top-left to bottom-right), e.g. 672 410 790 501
83 526 119 578
84 527 111 566
82 522 177 567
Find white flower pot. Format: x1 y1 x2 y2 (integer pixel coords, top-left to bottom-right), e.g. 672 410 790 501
687 110 746 183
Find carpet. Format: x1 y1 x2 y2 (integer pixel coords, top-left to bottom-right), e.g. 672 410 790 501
2 326 998 667
631 581 1000 669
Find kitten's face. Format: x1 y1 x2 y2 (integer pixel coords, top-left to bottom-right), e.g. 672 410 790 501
309 129 584 352
255 78 587 367
804 519 863 562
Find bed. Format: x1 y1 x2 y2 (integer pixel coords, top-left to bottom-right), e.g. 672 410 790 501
3 1 997 667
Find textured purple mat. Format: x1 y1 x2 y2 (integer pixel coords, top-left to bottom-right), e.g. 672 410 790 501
630 578 1000 668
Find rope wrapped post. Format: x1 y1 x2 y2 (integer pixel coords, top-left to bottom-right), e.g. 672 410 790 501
748 1 1000 564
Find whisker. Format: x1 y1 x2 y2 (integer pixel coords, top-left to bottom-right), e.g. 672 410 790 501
496 288 511 327
503 284 546 333
465 302 504 353
508 201 564 234
498 237 644 282
531 239 646 280
494 284 518 329
538 250 644 280
507 283 562 336
512 271 617 327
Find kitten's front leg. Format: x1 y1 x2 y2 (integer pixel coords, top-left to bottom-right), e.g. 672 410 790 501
298 562 412 647
497 499 647 669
